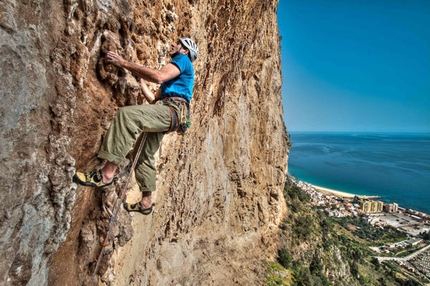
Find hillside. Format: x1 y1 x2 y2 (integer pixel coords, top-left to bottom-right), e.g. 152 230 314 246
268 178 426 286
0 0 288 285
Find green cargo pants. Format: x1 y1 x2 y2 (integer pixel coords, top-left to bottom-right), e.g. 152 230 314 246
98 100 180 192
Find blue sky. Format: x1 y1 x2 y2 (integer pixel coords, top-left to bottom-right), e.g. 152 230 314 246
277 0 430 132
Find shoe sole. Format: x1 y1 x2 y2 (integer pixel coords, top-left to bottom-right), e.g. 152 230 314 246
73 174 113 188
123 203 153 215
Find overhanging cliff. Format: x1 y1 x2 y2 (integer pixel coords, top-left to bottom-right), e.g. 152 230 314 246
0 0 289 285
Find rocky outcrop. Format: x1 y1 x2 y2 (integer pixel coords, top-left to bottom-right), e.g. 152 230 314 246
0 0 289 285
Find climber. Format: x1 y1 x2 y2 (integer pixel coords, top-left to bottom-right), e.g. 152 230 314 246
73 37 199 215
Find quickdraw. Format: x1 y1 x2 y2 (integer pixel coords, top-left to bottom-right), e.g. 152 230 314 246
177 101 191 136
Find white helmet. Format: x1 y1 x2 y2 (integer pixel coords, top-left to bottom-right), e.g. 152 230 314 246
179 37 199 62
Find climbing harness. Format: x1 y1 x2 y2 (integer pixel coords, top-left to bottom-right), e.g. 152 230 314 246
161 97 191 137
92 132 148 283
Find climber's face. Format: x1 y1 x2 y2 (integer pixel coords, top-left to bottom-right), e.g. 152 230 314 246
169 40 188 57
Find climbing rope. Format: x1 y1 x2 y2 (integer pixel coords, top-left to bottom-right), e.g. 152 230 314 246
92 132 148 283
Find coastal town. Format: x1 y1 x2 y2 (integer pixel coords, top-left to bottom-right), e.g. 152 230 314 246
291 178 430 282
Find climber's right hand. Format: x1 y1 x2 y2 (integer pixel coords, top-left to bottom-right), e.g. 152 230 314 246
105 51 125 67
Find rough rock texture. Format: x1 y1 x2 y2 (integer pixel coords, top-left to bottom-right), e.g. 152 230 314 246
0 0 289 285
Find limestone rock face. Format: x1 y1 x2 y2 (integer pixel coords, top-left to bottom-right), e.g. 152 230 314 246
0 0 289 285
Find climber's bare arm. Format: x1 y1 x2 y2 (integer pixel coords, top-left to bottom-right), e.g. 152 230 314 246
105 51 180 84
139 79 161 104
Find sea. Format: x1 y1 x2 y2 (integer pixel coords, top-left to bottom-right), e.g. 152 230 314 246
287 132 430 215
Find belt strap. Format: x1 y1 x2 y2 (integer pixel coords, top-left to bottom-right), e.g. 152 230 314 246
161 96 189 104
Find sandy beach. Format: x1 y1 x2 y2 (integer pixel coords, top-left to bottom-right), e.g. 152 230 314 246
312 185 357 198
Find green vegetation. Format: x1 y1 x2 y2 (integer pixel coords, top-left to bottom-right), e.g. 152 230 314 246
383 261 423 286
277 249 293 269
266 183 428 286
333 216 407 243
266 262 293 286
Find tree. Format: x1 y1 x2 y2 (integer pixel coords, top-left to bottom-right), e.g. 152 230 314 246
294 267 313 286
310 257 323 274
371 257 380 270
277 248 292 269
350 261 359 277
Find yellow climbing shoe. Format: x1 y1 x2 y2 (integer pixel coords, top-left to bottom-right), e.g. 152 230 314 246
73 170 113 188
123 202 154 215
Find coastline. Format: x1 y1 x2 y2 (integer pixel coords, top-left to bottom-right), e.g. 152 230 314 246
312 184 380 200
289 174 430 218
312 185 356 198
288 132 430 215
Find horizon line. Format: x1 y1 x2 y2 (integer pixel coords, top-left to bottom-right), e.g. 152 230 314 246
288 130 430 134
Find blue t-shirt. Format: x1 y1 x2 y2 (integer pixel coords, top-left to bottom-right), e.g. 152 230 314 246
161 54 194 103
